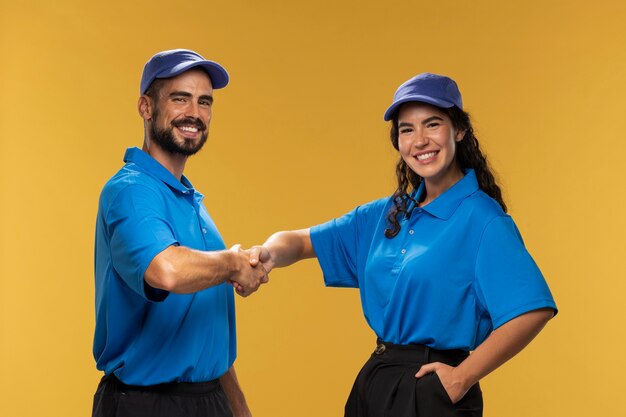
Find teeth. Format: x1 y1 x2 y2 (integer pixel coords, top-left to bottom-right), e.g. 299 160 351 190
416 152 436 161
179 126 198 132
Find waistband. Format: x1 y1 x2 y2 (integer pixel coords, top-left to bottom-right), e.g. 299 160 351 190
103 374 221 395
373 339 469 366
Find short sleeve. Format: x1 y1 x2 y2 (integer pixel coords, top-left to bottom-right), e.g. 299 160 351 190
106 185 178 300
474 216 557 329
310 210 361 288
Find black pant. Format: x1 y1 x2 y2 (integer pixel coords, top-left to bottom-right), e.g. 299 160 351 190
92 374 233 417
345 341 483 417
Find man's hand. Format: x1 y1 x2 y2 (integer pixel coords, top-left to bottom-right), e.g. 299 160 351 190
227 230 314 296
229 245 269 297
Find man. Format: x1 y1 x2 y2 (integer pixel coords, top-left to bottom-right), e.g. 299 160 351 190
92 49 266 417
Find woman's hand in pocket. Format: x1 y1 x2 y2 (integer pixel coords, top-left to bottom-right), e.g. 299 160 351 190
415 362 470 404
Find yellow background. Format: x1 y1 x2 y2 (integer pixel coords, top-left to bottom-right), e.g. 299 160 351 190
1 0 624 416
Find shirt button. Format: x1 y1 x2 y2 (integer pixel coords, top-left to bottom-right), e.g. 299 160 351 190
409 230 414 235
202 228 207 234
400 249 406 254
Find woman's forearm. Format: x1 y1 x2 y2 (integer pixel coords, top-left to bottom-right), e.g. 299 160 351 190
416 308 555 403
246 228 316 273
262 228 316 270
456 308 554 387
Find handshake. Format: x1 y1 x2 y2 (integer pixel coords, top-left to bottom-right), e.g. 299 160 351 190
227 245 273 297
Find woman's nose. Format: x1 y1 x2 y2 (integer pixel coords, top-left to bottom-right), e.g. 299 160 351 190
413 129 428 147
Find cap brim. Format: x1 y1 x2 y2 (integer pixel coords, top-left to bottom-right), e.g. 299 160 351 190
156 60 230 90
383 95 456 121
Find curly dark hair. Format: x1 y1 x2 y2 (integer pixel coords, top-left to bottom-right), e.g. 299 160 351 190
384 105 506 238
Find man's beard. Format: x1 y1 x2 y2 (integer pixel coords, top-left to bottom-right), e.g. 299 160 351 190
151 110 208 157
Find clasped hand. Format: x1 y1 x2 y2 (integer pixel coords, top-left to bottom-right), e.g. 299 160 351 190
228 245 273 297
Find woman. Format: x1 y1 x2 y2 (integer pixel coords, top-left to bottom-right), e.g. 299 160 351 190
244 73 557 417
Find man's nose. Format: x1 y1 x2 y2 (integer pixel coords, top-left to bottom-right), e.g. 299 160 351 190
185 101 200 118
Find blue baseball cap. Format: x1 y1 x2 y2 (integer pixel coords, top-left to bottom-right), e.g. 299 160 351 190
140 49 229 95
383 73 463 121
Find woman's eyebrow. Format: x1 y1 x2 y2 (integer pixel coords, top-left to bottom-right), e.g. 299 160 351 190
421 116 444 125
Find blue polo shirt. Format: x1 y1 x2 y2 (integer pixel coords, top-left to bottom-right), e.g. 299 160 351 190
93 147 236 385
310 170 557 350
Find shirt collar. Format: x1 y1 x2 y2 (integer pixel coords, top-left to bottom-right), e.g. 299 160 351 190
413 169 479 220
123 147 203 200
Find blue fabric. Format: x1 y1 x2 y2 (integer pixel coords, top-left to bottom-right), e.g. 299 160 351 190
93 147 236 385
310 169 557 350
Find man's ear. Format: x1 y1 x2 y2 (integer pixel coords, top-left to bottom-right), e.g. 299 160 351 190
138 96 153 121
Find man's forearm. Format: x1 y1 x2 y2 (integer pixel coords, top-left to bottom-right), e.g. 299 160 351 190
144 245 260 294
219 366 251 417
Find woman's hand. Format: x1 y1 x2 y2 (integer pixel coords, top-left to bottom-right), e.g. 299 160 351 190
247 245 275 273
228 244 269 296
415 308 555 404
415 362 470 404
